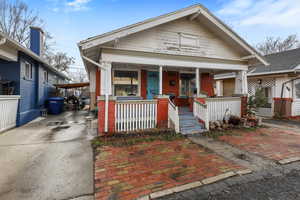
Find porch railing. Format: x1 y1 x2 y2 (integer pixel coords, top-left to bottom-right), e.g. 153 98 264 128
168 99 180 133
206 97 241 121
115 100 157 132
193 97 242 130
193 100 209 129
0 95 20 132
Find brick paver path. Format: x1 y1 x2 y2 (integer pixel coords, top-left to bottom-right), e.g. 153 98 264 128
94 139 244 200
219 127 300 161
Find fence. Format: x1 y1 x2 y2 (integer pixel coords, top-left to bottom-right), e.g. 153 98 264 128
0 95 20 132
193 97 242 130
115 100 157 132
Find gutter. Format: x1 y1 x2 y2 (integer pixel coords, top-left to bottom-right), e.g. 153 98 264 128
80 50 110 133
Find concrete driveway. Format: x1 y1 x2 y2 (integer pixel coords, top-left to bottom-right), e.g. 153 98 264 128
0 111 96 200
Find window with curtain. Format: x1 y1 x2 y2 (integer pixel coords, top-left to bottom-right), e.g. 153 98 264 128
113 71 139 96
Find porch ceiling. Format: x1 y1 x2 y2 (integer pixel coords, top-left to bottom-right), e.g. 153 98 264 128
102 48 248 71
112 63 239 74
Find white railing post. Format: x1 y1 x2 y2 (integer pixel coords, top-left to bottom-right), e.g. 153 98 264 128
168 99 180 133
193 99 209 130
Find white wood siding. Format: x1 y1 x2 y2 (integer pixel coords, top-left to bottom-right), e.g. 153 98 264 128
0 96 20 132
113 18 242 60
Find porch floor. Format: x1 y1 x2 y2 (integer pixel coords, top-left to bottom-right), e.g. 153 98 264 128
179 107 205 135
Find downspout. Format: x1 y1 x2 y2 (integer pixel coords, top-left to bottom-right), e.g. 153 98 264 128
81 54 110 132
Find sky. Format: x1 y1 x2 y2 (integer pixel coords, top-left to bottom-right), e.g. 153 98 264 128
23 0 300 70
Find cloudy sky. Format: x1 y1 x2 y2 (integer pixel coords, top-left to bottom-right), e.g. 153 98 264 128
25 0 300 69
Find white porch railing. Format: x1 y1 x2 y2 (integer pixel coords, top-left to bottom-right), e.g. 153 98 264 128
193 97 242 130
206 97 241 121
115 100 157 132
193 100 209 129
0 95 20 132
168 99 180 133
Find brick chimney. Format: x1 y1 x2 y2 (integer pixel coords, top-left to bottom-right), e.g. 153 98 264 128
30 26 45 56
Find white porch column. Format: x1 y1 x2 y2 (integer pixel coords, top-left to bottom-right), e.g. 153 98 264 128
100 61 112 133
100 62 112 95
159 66 163 95
216 80 223 96
235 70 248 95
196 68 200 97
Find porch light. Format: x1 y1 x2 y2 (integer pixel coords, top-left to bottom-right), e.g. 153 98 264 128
257 79 262 85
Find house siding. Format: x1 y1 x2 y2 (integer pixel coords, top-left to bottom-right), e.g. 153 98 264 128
114 18 242 60
18 53 40 125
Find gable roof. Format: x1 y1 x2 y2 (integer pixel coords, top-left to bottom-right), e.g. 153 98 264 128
78 4 268 66
0 32 69 80
252 48 300 74
215 48 300 80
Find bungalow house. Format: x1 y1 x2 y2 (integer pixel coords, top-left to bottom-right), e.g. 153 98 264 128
78 4 268 134
0 27 68 132
215 48 300 118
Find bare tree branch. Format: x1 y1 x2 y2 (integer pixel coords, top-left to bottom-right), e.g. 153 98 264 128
0 0 74 73
256 34 300 55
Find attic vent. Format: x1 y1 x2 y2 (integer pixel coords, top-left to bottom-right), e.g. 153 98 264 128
180 33 199 48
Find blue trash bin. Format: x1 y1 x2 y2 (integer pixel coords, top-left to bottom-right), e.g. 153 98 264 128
47 97 64 115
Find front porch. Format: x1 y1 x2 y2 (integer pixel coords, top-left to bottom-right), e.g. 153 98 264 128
96 61 248 135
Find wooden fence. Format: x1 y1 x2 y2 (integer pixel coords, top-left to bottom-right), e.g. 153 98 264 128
115 100 157 132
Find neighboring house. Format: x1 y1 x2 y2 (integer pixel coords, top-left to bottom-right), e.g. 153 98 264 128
78 4 268 134
215 48 300 118
0 27 68 131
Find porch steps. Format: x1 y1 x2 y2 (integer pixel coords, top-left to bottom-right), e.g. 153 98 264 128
179 107 206 135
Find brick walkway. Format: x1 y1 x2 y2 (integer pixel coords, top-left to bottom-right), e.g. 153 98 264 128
94 139 244 200
219 127 300 161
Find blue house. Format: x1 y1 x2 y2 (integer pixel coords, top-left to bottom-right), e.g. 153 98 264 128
0 27 68 128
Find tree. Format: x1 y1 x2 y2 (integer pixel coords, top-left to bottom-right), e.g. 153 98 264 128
0 0 43 47
68 68 88 83
45 52 75 72
247 88 268 116
0 0 74 72
256 35 300 55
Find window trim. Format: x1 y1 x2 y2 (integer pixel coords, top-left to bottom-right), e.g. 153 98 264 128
23 60 33 80
43 70 48 83
179 72 196 97
112 68 141 97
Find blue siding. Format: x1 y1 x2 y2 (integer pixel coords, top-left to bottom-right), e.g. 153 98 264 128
17 53 40 125
0 51 66 126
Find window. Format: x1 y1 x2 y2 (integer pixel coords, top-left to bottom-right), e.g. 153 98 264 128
294 80 300 99
113 70 139 96
180 74 195 97
44 71 48 82
24 61 33 80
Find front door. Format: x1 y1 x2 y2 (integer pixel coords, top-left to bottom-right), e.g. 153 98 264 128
147 71 159 99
